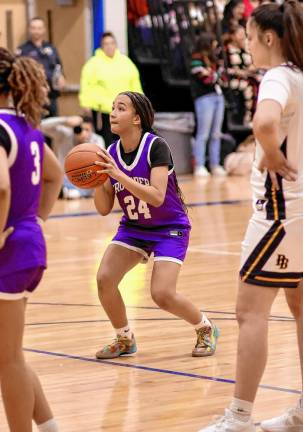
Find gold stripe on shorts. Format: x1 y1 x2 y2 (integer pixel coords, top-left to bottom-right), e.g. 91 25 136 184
242 223 284 282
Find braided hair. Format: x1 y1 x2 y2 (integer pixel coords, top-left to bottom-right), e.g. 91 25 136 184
0 47 49 127
118 91 188 212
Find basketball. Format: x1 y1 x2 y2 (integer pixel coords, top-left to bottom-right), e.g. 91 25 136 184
64 143 108 189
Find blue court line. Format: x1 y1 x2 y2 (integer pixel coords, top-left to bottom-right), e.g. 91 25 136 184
49 199 249 220
28 302 294 321
23 347 301 396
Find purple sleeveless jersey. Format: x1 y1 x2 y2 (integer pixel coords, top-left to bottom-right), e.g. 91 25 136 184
0 109 46 277
108 132 190 240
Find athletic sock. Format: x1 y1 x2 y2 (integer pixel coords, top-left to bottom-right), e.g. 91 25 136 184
229 397 253 422
115 325 132 339
194 313 211 330
37 418 59 432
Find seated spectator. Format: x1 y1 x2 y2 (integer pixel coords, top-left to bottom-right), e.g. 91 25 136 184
222 0 246 34
40 116 105 199
224 134 255 175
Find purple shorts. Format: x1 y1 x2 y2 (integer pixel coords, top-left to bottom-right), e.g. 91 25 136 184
112 226 190 265
0 266 44 301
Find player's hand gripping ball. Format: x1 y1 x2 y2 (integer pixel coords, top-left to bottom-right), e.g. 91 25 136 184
64 143 108 189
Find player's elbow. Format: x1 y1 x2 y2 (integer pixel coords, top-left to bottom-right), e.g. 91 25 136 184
0 183 10 199
253 114 279 136
151 194 165 208
97 207 111 216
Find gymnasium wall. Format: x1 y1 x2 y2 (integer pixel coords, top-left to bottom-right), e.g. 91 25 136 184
36 0 91 115
104 0 127 55
0 0 27 51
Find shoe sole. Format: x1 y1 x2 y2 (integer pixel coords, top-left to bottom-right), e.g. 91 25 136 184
261 428 303 432
96 349 137 360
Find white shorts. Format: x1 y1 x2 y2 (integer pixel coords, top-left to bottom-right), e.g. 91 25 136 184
240 216 303 288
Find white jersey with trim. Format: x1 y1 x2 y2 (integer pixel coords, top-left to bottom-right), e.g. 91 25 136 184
251 65 303 219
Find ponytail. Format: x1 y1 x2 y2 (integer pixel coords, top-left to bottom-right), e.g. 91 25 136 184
282 0 303 71
251 0 303 71
0 48 49 127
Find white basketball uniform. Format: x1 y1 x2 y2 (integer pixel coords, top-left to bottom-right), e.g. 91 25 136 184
240 65 303 288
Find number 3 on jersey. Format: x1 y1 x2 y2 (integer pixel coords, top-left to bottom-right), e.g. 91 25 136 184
124 195 151 220
31 141 41 185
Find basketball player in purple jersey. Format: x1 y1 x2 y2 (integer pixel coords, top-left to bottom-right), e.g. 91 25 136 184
0 48 62 432
93 91 219 359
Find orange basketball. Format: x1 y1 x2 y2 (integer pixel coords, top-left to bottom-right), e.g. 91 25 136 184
64 143 108 189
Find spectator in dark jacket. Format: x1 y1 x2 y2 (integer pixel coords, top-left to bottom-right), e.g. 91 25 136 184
16 16 65 117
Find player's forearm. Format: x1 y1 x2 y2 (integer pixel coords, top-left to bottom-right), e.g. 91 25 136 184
0 187 11 233
94 186 114 216
116 173 165 207
253 116 281 157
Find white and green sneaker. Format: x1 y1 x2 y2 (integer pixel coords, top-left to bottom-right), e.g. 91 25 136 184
96 334 137 359
192 320 220 357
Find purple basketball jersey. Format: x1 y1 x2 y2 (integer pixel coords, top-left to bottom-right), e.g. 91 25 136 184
108 133 190 239
0 109 46 277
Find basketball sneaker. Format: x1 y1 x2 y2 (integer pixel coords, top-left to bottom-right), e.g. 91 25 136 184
96 334 137 359
192 320 220 357
194 166 210 177
260 402 303 431
198 409 256 432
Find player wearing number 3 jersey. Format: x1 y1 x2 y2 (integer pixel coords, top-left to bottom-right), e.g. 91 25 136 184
93 91 219 359
0 48 62 431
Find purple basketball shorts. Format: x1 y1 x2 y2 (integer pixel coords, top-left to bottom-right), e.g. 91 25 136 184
111 226 190 265
0 266 44 300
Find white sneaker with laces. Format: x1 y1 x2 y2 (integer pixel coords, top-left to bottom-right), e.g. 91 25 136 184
211 165 227 176
198 409 256 432
194 166 210 177
260 403 303 431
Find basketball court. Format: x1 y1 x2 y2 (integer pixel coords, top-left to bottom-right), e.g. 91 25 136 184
0 175 299 431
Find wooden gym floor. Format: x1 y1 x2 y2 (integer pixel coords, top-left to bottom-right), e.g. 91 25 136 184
0 175 300 431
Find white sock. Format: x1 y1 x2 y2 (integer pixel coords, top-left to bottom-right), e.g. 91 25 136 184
229 397 253 422
115 325 132 339
194 313 211 330
37 418 59 432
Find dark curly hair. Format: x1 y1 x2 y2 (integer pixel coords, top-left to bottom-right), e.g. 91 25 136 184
0 47 49 127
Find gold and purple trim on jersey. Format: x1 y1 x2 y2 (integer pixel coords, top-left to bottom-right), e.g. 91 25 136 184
264 139 287 221
239 220 298 288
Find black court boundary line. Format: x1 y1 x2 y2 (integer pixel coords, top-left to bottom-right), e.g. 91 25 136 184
28 302 294 321
49 199 250 220
25 316 294 327
23 347 301 396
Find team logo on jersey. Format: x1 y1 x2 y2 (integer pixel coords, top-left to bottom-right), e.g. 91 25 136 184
276 254 289 269
169 230 183 237
256 199 266 211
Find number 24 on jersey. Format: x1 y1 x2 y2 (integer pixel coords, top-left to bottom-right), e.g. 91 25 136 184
124 195 151 220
